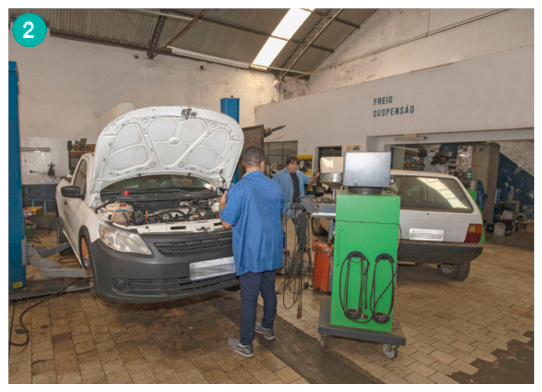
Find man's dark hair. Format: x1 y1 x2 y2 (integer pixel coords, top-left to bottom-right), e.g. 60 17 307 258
243 146 265 168
285 155 299 165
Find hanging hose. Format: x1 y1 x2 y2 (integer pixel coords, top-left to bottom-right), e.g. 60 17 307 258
276 205 313 318
338 251 397 325
339 251 371 322
370 254 397 324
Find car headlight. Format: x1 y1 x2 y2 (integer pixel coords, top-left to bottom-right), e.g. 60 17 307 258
99 221 152 255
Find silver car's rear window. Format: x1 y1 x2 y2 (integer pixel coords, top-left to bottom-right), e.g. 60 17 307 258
386 176 473 213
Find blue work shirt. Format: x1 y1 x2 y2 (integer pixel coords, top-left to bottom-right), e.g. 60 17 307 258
220 170 285 275
272 168 310 216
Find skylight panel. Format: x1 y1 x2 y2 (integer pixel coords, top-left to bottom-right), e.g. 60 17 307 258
252 8 312 69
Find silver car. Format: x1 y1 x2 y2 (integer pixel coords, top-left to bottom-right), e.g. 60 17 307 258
311 170 484 281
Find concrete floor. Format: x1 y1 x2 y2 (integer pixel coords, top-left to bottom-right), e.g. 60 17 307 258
9 223 534 384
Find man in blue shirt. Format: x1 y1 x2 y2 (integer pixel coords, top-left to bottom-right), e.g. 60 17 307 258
219 146 285 358
272 155 319 227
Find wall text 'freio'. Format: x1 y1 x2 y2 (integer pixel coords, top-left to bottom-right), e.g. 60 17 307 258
372 95 415 118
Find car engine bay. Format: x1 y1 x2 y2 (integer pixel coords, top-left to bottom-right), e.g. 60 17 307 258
96 194 220 227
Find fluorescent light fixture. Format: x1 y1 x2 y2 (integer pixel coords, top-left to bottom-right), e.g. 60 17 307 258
393 135 427 142
252 8 312 69
21 147 50 152
168 47 250 69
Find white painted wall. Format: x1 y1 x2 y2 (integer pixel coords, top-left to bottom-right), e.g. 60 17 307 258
9 28 276 184
20 136 79 185
282 9 534 98
257 46 534 158
97 102 135 138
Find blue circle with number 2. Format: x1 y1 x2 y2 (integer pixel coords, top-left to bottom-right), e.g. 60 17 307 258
13 13 47 47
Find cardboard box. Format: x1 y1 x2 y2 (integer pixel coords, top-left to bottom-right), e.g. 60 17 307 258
23 206 43 217
526 222 534 234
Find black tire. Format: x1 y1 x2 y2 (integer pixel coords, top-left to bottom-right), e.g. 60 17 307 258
311 218 328 237
57 218 73 256
79 228 98 285
437 262 471 281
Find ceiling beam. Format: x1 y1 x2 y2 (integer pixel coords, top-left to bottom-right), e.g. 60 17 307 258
48 29 151 53
146 12 167 59
151 10 207 59
163 9 334 54
311 9 360 29
279 9 344 80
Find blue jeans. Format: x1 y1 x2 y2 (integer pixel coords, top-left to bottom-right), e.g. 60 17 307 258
239 270 277 346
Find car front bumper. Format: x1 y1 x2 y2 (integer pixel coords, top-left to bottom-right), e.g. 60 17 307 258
90 229 239 303
398 240 483 265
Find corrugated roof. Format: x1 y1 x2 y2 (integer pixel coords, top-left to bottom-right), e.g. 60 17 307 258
8 8 377 76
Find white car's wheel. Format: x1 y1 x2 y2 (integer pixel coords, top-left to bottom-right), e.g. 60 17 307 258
79 231 96 279
57 219 73 256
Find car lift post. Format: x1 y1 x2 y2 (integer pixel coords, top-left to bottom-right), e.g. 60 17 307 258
9 62 90 302
9 61 27 292
220 96 240 184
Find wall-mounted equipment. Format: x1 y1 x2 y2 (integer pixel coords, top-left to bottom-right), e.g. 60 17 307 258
21 147 51 152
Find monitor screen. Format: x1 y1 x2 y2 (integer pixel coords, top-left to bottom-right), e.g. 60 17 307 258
342 152 391 188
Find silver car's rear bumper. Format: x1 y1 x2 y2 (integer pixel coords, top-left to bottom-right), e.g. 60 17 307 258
398 240 483 265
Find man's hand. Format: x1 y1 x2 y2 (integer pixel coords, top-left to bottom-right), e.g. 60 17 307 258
309 171 320 184
218 191 232 228
219 191 227 215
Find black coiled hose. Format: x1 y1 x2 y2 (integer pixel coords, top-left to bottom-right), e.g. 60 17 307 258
338 251 397 325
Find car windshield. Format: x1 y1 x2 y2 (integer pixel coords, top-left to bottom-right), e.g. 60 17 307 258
101 174 213 193
386 175 473 213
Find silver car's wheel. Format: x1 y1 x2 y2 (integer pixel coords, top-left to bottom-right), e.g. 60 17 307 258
438 262 471 281
438 264 455 274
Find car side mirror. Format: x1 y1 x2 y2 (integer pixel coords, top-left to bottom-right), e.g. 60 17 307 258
61 186 84 199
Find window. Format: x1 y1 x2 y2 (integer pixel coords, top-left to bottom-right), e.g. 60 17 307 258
386 176 473 213
73 160 88 196
264 141 298 170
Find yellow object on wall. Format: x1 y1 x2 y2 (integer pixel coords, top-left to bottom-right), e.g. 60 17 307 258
298 155 314 191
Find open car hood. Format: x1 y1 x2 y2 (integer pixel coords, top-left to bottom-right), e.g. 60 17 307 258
90 106 244 193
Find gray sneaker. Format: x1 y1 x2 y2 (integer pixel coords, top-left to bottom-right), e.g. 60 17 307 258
228 338 254 358
255 322 275 340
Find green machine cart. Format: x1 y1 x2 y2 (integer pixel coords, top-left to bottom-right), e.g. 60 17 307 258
317 152 406 359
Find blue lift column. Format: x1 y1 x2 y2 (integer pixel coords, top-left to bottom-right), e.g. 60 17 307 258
220 97 241 184
9 61 26 291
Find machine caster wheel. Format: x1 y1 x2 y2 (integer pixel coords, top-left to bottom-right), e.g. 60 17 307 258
320 335 329 348
382 344 398 359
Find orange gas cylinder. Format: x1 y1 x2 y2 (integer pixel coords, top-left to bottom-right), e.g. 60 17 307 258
312 240 333 293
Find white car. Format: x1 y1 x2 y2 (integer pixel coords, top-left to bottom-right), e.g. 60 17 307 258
311 170 484 281
56 106 244 303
